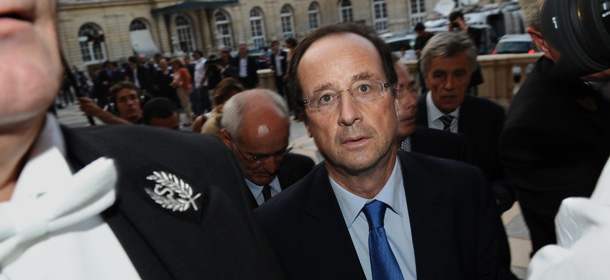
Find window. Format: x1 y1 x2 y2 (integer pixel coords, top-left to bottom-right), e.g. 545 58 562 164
373 0 388 33
308 2 321 31
281 5 295 39
78 23 106 64
215 11 234 49
250 8 266 48
130 19 147 31
409 0 426 27
175 15 195 53
339 0 353 23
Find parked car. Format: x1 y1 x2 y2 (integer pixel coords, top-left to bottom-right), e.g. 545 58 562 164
492 34 538 54
383 32 416 61
492 34 539 83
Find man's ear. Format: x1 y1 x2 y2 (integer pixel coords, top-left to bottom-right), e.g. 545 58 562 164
527 26 551 56
220 129 233 149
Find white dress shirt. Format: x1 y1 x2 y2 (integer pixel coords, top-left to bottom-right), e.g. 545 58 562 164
330 158 417 280
425 91 460 133
274 52 284 77
246 177 281 206
239 57 248 78
0 114 139 279
194 57 207 87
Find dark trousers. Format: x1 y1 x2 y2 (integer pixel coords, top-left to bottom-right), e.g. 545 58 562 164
274 75 293 111
191 86 212 115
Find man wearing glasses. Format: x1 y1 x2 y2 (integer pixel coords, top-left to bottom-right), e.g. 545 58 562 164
255 23 515 279
220 89 314 208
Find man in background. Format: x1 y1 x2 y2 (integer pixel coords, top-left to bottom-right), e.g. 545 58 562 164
221 89 313 208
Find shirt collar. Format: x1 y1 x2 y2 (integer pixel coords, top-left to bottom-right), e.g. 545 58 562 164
245 177 280 197
426 91 460 121
12 114 71 201
330 158 404 228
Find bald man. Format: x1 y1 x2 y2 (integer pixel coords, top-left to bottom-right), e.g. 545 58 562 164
221 89 314 208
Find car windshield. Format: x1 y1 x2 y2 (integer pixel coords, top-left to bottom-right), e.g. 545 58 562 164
495 41 536 54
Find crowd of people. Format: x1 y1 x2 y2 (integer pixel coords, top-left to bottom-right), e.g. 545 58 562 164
2 0 610 279
72 37 299 130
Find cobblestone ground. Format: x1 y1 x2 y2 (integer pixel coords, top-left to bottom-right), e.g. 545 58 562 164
57 103 530 279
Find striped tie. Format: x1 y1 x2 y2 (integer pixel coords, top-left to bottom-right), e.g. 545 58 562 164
439 115 454 132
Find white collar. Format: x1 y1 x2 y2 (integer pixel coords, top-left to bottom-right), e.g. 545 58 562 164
12 114 70 201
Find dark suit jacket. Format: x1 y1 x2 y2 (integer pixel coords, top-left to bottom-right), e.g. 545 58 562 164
126 64 151 92
499 56 610 251
410 124 472 164
255 151 515 280
62 125 284 280
246 153 315 209
270 50 288 77
416 94 505 181
231 55 259 89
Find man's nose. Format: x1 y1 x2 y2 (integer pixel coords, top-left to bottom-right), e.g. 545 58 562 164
337 92 362 126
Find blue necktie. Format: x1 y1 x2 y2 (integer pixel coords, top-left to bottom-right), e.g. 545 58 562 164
362 200 404 280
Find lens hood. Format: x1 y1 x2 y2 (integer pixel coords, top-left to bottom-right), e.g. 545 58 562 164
540 0 610 78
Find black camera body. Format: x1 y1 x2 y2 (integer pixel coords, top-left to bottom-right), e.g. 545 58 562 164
540 0 610 78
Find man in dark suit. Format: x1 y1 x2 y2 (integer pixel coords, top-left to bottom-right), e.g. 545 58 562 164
126 56 151 94
220 89 314 208
393 56 472 163
95 61 125 108
232 44 259 89
499 0 610 254
255 23 515 280
414 31 512 211
0 2 283 278
270 40 288 101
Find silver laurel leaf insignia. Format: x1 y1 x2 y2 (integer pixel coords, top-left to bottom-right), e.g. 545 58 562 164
145 171 202 212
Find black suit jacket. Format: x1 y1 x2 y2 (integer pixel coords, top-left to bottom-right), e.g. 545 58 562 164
126 64 152 92
270 50 288 77
499 56 610 251
62 125 284 279
416 94 505 181
246 153 315 209
255 151 515 280
231 55 259 89
410 124 472 164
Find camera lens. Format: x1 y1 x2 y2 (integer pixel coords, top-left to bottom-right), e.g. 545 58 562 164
600 1 610 34
540 0 610 78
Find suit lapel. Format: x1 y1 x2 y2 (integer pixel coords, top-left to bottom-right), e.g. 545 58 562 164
416 93 429 126
301 168 367 280
399 152 454 279
61 127 172 279
456 95 474 135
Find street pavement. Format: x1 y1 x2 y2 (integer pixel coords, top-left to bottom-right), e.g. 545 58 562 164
56 103 530 278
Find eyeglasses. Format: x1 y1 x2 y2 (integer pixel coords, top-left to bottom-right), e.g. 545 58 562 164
232 143 293 164
302 80 391 114
396 83 416 97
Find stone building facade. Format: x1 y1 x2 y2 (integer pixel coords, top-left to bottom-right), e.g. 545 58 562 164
58 0 496 73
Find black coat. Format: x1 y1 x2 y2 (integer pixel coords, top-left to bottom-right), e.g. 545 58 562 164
62 125 285 279
231 55 259 89
246 153 315 209
255 151 515 280
499 56 610 252
410 124 472 164
416 94 505 182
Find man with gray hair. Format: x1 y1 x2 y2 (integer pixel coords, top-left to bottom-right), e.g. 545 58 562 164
415 31 512 212
220 89 314 208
